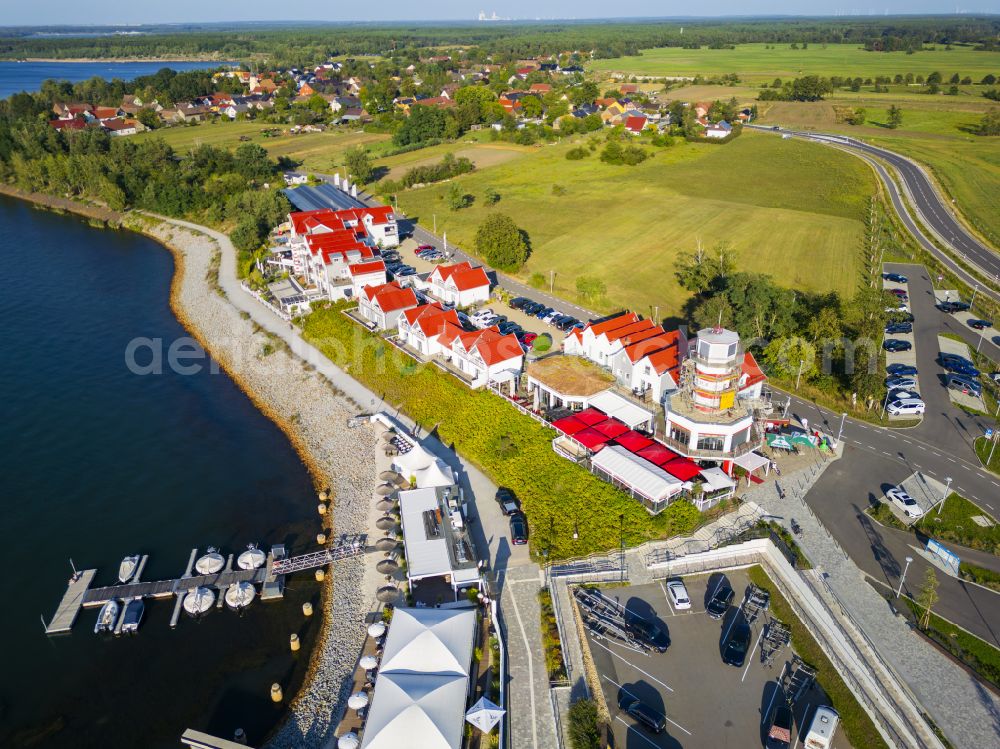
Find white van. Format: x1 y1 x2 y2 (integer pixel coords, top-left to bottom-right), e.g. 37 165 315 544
804 706 840 749
887 398 925 416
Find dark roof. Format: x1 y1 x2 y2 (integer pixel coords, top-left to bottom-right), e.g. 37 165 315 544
283 183 367 212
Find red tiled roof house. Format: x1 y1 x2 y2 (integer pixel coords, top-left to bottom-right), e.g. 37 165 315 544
358 281 419 330
424 261 491 308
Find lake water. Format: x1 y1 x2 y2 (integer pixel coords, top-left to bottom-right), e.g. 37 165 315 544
0 195 321 748
0 60 232 99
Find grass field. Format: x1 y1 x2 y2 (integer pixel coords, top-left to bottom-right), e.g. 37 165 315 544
134 121 391 173
395 132 873 315
589 43 1000 83
373 137 534 180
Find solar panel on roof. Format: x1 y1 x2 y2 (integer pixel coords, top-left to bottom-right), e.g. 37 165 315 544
283 183 366 212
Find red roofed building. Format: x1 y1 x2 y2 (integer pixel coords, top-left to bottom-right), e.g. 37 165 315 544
348 259 387 297
397 303 461 357
92 106 121 121
358 281 418 329
412 96 456 110
438 323 525 388
49 117 91 131
529 83 552 94
425 261 491 307
609 329 687 404
624 115 647 135
563 311 642 365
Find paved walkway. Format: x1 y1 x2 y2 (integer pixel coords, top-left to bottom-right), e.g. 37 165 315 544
751 476 1000 748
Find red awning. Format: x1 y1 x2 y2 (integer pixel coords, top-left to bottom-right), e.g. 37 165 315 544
572 427 608 451
574 407 607 426
662 458 702 481
635 443 678 466
551 414 588 435
590 419 630 440
614 430 654 453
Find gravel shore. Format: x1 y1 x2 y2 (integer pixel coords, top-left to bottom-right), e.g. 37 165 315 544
145 221 380 747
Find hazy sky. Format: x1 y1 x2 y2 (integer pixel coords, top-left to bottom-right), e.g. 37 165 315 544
3 2 997 26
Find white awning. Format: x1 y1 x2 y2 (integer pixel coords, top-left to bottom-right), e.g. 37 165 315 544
587 390 655 429
733 450 771 473
590 445 682 502
699 467 736 492
413 461 455 489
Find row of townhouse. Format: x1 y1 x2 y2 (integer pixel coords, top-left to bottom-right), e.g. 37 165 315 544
356 260 491 327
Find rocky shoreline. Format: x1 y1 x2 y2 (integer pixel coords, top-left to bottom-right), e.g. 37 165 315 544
2 189 379 747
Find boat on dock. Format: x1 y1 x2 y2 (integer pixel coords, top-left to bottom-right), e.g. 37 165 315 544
118 555 140 584
182 587 215 617
225 581 256 610
120 598 144 633
94 599 119 634
194 547 225 575
237 544 266 570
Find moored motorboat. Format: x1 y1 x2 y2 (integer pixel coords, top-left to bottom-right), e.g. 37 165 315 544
224 581 256 610
182 586 216 616
195 547 225 575
118 555 140 584
94 599 119 634
237 544 266 570
120 598 144 634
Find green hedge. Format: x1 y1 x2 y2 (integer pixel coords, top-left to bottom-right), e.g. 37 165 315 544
302 305 702 559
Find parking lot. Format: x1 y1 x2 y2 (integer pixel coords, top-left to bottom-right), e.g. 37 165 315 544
580 572 848 749
882 275 920 421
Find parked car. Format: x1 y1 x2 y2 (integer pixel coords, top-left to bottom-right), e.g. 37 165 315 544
666 579 691 610
885 304 910 314
542 310 561 325
889 289 908 299
520 332 538 345
626 616 670 652
884 376 917 390
509 512 528 544
622 700 666 734
882 273 908 283
883 339 912 352
706 585 735 620
557 317 580 331
535 306 554 319
498 322 522 335
942 360 980 378
415 244 435 255
946 374 982 397
803 707 840 749
723 622 752 667
887 398 925 416
939 352 973 367
508 297 530 309
937 300 971 313
495 488 521 516
885 322 912 334
886 363 918 376
969 319 993 330
889 389 921 402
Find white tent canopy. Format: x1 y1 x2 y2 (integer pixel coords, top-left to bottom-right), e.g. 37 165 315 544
699 467 736 492
360 608 476 749
590 445 682 502
465 696 505 733
587 390 655 429
733 450 771 473
413 461 455 489
393 444 455 489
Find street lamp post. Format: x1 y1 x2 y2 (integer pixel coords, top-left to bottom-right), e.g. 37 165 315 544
836 412 847 445
795 359 805 390
938 477 953 515
896 556 914 598
971 283 979 309
619 514 625 583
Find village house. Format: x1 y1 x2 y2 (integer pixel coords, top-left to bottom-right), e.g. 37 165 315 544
397 303 461 358
357 281 419 330
423 262 491 307
704 120 733 139
102 118 139 136
624 115 648 135
438 323 524 388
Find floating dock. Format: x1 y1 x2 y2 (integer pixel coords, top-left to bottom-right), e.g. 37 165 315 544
43 535 366 635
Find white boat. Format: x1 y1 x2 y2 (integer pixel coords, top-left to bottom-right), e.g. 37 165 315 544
182 586 216 616
120 598 144 634
195 547 225 575
237 544 266 570
118 555 140 584
94 600 119 634
224 581 256 610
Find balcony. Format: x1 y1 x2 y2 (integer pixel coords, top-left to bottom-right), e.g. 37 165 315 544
666 393 753 426
659 428 763 460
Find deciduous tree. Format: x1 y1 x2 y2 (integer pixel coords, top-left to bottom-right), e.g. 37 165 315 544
475 213 529 270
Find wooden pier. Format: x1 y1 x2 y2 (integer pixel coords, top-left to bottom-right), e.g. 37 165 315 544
43 535 367 635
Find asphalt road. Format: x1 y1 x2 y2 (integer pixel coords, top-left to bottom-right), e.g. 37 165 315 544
803 444 1000 648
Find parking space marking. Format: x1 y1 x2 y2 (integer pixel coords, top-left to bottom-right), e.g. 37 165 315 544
660 580 676 616
614 718 663 749
761 679 781 725
608 683 693 738
742 627 767 683
591 639 675 692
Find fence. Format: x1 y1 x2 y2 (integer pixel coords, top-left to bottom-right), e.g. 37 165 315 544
240 281 291 321
489 595 509 749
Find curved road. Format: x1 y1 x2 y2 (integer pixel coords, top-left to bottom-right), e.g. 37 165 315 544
749 125 1000 300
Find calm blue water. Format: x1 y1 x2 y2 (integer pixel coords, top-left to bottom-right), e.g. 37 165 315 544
0 196 321 748
0 61 232 99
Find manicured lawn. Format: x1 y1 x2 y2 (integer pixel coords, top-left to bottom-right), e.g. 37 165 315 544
394 132 871 316
134 121 390 173
373 137 533 181
588 43 1000 83
915 493 1000 555
975 436 1000 474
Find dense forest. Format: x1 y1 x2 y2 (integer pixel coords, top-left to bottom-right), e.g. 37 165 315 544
1 16 997 67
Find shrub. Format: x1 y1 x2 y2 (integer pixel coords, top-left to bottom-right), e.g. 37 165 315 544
567 699 601 749
565 146 589 160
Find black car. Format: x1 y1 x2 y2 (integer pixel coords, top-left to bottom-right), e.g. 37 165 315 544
883 339 912 352
508 296 530 309
706 586 735 620
937 300 971 313
882 272 908 283
723 622 752 667
626 616 670 652
498 322 522 336
886 363 918 376
939 352 973 367
509 512 528 544
523 301 544 315
885 322 912 334
969 319 993 330
945 361 980 378
622 700 666 734
766 704 794 749
557 316 580 331
495 488 521 516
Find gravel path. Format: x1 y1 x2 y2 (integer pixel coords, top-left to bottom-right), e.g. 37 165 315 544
141 218 380 748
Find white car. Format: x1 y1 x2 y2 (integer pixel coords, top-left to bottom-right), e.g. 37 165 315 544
886 486 924 519
887 398 925 416
666 580 691 610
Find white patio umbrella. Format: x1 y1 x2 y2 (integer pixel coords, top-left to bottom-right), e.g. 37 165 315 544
465 696 506 732
337 732 359 749
359 654 379 670
367 621 386 638
347 691 369 710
